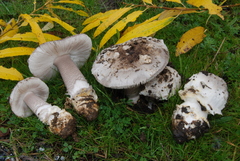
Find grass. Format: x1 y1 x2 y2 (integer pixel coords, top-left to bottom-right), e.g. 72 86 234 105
0 0 240 160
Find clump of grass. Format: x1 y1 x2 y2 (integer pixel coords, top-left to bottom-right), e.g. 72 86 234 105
0 0 239 160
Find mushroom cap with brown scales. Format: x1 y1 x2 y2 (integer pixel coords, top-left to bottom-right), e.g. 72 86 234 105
91 37 169 89
28 34 92 80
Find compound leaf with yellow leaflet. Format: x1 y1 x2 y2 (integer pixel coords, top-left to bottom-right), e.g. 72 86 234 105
99 10 143 48
176 26 206 56
0 66 23 81
49 5 89 17
0 47 35 58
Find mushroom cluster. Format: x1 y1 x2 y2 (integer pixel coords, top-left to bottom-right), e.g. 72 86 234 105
172 71 228 143
9 77 76 138
92 37 181 107
28 34 99 121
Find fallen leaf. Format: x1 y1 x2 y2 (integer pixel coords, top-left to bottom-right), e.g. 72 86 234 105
0 47 35 58
0 66 23 81
176 26 206 56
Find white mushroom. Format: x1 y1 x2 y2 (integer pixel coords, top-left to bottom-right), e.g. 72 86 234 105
9 77 76 138
172 71 228 143
140 66 181 100
92 37 169 104
28 34 99 121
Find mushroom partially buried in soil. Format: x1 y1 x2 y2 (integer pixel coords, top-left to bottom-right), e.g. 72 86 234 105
91 37 169 104
172 71 228 143
140 66 181 101
28 34 99 121
9 77 76 138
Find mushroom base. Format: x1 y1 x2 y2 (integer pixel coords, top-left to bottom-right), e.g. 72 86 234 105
65 88 99 121
49 111 77 138
172 119 210 143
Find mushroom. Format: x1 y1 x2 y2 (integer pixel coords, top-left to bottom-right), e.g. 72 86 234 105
140 66 181 100
9 77 76 138
172 71 228 143
28 34 99 121
91 37 169 104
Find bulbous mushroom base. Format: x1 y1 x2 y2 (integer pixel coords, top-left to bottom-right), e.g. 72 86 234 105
65 88 99 121
49 110 76 138
172 119 209 143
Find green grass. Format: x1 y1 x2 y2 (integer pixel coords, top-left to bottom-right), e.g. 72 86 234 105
0 0 240 160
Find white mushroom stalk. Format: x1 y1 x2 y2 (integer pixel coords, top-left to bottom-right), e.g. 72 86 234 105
92 37 169 104
172 71 228 143
9 77 76 138
28 34 99 121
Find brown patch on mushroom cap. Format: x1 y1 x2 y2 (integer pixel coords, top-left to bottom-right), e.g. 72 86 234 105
92 37 169 89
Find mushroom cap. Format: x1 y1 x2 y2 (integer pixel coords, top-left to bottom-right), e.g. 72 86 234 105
9 77 49 117
179 71 228 115
28 34 92 80
91 37 169 89
140 66 181 100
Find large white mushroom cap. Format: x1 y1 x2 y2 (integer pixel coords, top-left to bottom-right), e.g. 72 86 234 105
92 37 169 89
140 66 181 100
178 71 228 115
28 34 92 80
9 77 49 117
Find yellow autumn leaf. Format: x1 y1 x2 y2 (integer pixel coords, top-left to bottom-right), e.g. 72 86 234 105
187 0 223 19
56 0 85 7
0 47 35 58
99 10 143 48
158 7 198 20
42 21 54 31
0 66 23 81
142 0 153 5
81 20 101 33
123 13 162 35
39 14 76 35
166 0 183 4
94 7 132 37
176 26 206 56
0 19 7 27
0 19 19 39
0 32 61 43
49 5 89 17
117 17 174 44
20 14 46 44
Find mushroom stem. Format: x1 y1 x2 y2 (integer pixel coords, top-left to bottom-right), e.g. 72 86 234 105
54 54 99 121
125 86 141 104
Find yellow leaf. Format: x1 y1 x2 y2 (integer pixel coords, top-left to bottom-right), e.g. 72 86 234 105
42 22 54 31
39 14 76 35
0 19 7 27
0 19 19 39
94 7 132 37
158 7 198 20
0 66 23 81
0 32 61 43
166 0 183 4
20 14 46 44
117 17 174 44
187 0 223 19
0 47 35 58
56 0 85 7
49 5 89 17
176 26 206 56
81 20 101 33
82 9 116 25
123 13 162 35
142 0 153 5
99 10 143 48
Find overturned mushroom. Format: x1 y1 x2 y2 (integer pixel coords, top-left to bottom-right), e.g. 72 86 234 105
140 66 181 100
172 71 228 143
9 77 76 138
92 37 169 104
28 34 99 121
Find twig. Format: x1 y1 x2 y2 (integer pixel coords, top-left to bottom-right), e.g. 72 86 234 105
204 37 226 70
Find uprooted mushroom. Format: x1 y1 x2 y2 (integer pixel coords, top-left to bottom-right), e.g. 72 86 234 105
28 34 99 121
91 37 170 105
9 77 76 138
172 71 228 143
